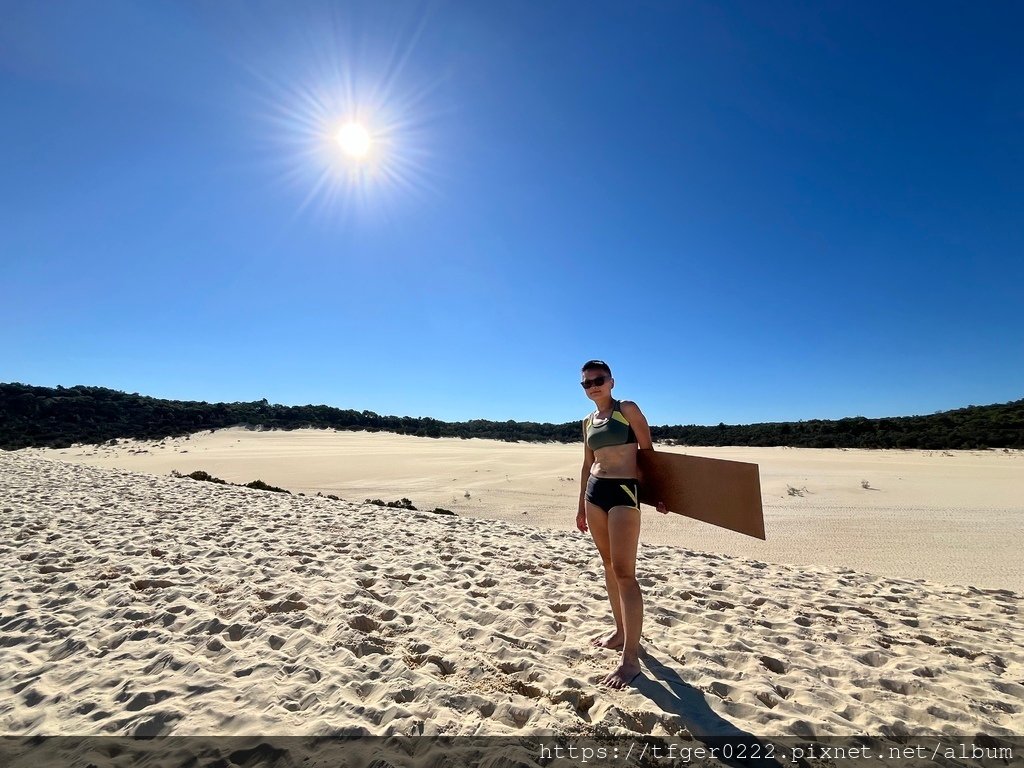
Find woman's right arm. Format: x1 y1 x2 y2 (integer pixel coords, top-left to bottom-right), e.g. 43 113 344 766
577 420 594 532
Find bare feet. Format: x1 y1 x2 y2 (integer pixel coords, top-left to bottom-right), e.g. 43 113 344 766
602 659 642 689
591 629 624 649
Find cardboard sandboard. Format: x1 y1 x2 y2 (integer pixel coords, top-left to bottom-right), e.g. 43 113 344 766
638 450 765 540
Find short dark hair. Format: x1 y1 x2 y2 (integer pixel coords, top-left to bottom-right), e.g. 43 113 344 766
581 359 612 376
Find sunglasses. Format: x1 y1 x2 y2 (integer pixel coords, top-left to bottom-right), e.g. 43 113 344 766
580 375 608 389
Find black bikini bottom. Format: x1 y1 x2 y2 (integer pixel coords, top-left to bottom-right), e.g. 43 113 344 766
585 476 639 512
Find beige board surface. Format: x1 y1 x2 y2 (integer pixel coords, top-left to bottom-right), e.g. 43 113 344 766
638 450 765 539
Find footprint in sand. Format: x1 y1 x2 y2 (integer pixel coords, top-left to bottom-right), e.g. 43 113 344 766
708 681 732 700
549 688 595 714
493 702 532 729
507 678 544 699
428 655 456 675
944 645 981 661
602 707 665 735
348 615 382 633
131 579 176 590
39 564 74 574
223 623 251 642
349 637 391 657
48 637 87 660
131 711 182 737
21 687 47 707
880 678 922 696
119 690 175 711
189 617 229 636
759 655 789 674
265 599 308 614
856 651 888 667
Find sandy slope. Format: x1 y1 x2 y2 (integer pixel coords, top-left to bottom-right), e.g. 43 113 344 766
1 451 1021 747
25 428 1024 591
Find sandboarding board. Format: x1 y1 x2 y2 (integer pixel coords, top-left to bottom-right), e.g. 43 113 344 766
638 450 765 540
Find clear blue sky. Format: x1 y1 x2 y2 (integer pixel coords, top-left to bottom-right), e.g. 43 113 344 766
2 1 1021 427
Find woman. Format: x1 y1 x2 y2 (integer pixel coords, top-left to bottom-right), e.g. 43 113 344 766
575 359 666 688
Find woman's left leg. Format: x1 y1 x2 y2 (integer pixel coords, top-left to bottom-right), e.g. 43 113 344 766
586 501 624 648
604 504 643 688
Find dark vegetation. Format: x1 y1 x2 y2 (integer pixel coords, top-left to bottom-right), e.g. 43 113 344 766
2 382 1022 450
170 469 290 494
365 497 455 515
169 471 453 513
365 497 417 510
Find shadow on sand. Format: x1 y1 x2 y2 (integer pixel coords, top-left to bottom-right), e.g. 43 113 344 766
635 648 784 767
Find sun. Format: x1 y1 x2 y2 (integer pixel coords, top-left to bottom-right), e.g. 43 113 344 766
336 122 371 159
256 13 440 219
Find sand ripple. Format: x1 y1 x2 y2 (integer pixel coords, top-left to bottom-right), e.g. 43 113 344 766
1 452 1021 743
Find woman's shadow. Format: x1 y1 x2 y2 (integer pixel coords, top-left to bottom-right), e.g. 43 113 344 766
634 648 784 768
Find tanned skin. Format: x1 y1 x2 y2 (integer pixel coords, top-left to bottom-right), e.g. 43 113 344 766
576 366 667 688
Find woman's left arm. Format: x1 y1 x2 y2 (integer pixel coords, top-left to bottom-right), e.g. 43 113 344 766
620 400 654 450
621 401 668 514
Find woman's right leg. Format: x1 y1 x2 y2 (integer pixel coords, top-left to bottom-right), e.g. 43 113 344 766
603 504 643 688
586 501 624 648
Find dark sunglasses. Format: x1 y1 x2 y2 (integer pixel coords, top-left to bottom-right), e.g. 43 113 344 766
580 375 608 389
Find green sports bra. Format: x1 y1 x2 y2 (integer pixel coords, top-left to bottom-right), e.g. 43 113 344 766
586 400 638 450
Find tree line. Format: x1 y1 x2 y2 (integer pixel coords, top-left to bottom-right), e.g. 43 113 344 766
1 382 1021 450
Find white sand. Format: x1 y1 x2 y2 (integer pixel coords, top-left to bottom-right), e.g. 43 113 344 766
1 448 1022 745
27 428 1024 591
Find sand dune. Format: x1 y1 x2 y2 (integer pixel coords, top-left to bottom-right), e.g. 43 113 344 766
26 428 1024 591
2 450 1021 753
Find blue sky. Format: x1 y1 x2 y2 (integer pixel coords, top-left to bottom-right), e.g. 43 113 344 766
2 1 1021 427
